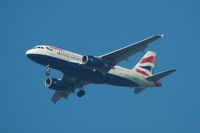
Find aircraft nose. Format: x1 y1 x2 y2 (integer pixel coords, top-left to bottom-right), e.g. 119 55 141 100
26 50 31 57
26 49 35 59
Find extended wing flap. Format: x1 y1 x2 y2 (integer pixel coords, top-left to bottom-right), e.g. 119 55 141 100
99 35 164 66
146 69 176 81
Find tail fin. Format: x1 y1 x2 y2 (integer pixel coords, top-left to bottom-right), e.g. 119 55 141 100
132 51 156 77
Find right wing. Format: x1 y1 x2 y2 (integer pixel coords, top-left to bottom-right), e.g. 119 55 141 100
99 35 164 67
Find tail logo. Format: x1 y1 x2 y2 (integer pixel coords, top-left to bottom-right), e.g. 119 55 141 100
133 51 156 77
139 56 155 64
135 68 150 76
139 66 152 72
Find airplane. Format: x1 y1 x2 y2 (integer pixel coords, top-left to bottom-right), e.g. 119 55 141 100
26 34 176 103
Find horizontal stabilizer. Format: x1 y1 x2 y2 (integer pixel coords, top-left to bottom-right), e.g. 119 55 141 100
146 69 176 81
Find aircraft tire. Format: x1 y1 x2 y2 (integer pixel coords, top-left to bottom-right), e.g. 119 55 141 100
77 90 85 97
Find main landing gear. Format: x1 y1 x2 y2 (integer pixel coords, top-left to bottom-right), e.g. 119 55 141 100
45 65 51 76
77 89 85 97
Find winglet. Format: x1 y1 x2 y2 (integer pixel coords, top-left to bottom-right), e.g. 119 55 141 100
153 34 165 39
160 34 165 38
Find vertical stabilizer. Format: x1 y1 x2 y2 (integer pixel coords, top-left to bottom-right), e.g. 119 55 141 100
132 51 156 77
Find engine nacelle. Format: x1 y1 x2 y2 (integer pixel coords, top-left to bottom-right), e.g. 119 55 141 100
82 55 105 68
45 78 70 90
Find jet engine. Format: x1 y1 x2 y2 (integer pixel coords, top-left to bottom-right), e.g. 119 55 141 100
82 55 105 68
45 78 70 90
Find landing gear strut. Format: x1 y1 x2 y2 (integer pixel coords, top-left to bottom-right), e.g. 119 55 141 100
45 65 51 76
77 89 85 97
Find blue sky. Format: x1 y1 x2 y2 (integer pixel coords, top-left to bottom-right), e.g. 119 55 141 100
1 0 200 133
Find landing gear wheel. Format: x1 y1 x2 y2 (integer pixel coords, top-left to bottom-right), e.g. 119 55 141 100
77 90 85 97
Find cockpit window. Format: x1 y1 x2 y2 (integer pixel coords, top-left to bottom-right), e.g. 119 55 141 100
33 46 44 49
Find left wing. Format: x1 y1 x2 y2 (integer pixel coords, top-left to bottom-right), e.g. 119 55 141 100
51 90 72 103
99 35 164 67
134 88 146 94
51 74 90 103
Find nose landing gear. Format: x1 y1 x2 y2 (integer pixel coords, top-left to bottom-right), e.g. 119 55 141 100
45 65 51 76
